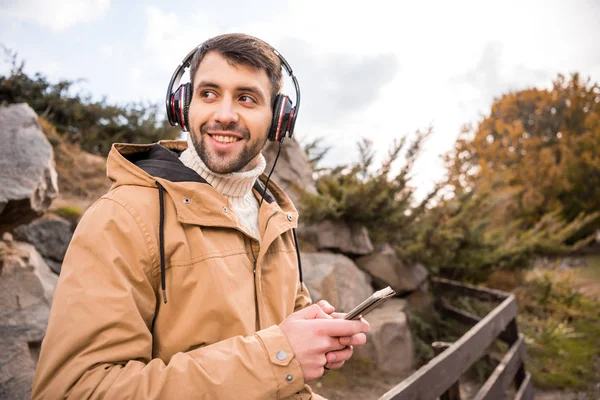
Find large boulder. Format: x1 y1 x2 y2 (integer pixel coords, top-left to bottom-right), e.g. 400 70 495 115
0 233 57 399
299 219 374 256
356 243 428 294
301 252 372 312
0 104 58 233
13 215 73 274
263 138 317 206
352 298 414 375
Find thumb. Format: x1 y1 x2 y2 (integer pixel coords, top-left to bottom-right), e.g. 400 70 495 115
298 304 333 320
317 300 335 315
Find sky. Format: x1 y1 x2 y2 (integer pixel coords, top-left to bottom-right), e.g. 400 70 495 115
1 0 599 199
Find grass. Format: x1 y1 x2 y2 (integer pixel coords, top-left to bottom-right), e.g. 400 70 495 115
52 206 83 225
515 268 600 390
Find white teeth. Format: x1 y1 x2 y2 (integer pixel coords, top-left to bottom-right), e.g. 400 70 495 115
212 135 240 143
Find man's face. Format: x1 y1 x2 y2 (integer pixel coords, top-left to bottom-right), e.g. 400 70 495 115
188 51 273 174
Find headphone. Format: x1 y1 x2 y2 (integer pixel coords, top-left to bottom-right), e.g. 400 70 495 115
165 39 301 143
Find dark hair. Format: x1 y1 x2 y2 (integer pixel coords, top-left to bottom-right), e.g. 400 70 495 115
189 33 283 105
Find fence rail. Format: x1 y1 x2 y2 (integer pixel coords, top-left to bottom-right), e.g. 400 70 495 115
379 277 533 400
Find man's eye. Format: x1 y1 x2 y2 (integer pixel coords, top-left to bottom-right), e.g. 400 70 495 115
200 91 216 99
239 95 256 104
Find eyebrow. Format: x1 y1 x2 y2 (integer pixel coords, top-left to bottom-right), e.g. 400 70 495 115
194 81 267 102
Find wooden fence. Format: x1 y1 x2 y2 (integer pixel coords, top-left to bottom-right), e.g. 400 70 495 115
379 277 533 400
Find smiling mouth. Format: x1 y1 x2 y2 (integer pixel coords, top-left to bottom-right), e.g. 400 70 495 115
210 134 241 144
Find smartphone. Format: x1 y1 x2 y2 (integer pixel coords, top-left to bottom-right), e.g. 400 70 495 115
344 286 396 320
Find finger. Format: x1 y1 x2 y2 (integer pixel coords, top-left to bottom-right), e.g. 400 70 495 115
329 312 346 319
317 300 335 315
360 317 370 329
327 346 353 363
318 319 370 337
340 333 366 346
325 361 345 370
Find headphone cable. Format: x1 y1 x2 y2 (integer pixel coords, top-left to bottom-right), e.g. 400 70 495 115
259 138 284 207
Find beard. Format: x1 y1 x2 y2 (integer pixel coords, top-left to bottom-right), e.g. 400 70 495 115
190 122 268 174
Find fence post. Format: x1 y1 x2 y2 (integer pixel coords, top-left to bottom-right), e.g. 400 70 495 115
502 319 526 390
432 341 461 400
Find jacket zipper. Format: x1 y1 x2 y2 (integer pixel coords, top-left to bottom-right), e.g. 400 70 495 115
251 247 259 330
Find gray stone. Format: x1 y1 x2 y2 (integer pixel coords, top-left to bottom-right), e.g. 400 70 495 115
263 138 317 206
356 243 428 294
13 215 73 264
43 258 62 276
352 299 414 375
0 237 56 398
299 220 374 256
0 104 58 233
0 332 36 400
301 252 373 312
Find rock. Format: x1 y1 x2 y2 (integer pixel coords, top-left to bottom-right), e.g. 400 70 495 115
43 258 62 276
0 104 58 233
13 215 73 266
405 282 435 319
263 138 317 206
356 243 428 294
0 333 36 400
0 237 57 398
299 220 374 256
301 252 373 312
352 299 414 374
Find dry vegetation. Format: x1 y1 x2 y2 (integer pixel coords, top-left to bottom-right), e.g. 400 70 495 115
40 117 112 213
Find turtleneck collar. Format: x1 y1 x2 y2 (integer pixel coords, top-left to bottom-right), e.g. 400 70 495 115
179 135 266 197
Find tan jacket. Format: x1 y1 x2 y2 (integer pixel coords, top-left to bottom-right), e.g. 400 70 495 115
32 141 323 399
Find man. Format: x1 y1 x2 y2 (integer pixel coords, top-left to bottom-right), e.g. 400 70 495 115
32 33 369 399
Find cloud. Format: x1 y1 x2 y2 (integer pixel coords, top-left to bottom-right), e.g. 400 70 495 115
140 10 399 129
1 0 110 31
452 41 550 104
143 6 220 73
278 38 399 125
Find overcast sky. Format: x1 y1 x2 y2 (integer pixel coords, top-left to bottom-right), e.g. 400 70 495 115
1 0 599 198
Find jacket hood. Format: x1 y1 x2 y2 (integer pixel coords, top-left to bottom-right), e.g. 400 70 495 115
106 140 293 207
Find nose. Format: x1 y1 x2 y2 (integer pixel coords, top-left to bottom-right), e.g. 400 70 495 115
213 98 239 126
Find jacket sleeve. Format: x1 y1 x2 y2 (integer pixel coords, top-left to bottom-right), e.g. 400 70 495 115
31 196 306 399
294 282 313 312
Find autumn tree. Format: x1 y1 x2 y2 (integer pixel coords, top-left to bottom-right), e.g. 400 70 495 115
447 74 600 226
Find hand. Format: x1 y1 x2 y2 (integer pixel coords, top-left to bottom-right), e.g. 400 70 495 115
316 300 369 370
279 304 370 382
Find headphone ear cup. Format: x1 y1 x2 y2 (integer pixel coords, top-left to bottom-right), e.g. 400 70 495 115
182 82 193 132
269 94 293 142
170 84 185 130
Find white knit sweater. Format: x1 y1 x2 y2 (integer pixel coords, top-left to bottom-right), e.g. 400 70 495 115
179 136 265 242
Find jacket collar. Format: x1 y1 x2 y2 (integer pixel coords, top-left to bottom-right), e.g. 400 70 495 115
107 141 298 232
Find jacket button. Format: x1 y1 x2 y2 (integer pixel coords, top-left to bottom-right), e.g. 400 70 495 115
183 198 191 204
287 214 293 221
276 350 288 361
222 206 228 213
286 374 293 382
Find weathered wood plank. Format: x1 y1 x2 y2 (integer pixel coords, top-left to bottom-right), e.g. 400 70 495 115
432 342 461 400
437 299 519 346
514 372 533 400
379 295 518 400
502 319 526 387
472 335 526 400
432 277 509 302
